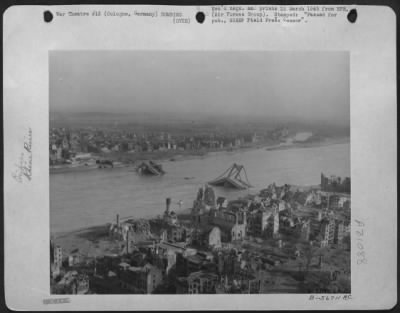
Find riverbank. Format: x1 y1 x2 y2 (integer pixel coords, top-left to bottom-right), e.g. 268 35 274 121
266 136 349 152
50 136 349 174
49 141 271 174
50 140 349 234
50 180 318 256
50 162 132 174
51 206 193 257
49 183 323 258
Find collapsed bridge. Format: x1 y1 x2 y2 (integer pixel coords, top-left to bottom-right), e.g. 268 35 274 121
137 160 165 176
208 163 252 190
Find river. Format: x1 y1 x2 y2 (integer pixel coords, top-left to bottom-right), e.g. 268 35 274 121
50 142 350 233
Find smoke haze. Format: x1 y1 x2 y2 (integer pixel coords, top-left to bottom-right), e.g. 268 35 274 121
50 51 349 128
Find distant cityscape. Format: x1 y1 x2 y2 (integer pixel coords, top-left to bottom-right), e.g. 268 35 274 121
51 173 351 294
49 124 292 167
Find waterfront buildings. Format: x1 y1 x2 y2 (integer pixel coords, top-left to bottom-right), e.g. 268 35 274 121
49 124 291 167
51 175 351 295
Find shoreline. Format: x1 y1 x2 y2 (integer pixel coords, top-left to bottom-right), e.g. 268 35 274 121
52 206 193 239
50 136 350 174
51 182 342 238
51 208 194 256
265 136 349 152
50 182 343 258
50 162 132 174
51 183 322 239
49 143 269 174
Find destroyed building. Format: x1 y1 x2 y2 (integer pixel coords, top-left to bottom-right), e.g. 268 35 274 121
321 173 351 193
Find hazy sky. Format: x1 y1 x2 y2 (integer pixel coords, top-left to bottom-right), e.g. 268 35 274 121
50 51 349 125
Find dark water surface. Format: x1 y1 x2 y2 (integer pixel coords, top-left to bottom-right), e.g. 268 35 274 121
50 143 350 233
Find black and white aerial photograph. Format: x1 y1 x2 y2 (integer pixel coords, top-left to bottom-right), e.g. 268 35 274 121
49 51 351 295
